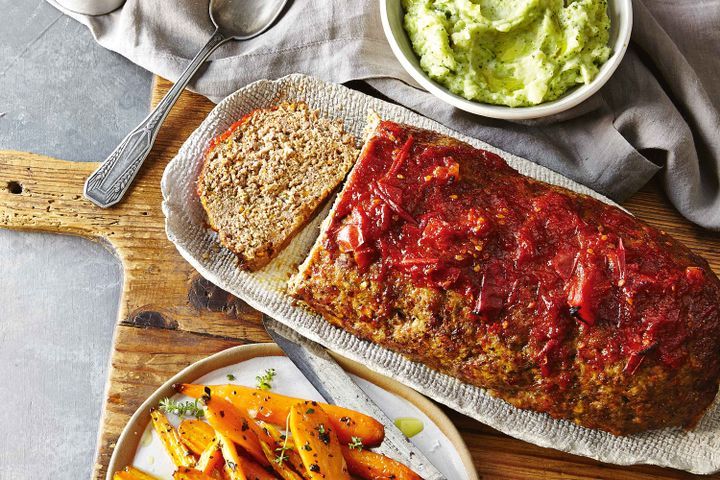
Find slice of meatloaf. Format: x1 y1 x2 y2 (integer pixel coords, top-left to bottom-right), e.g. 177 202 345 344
290 119 720 435
197 102 358 271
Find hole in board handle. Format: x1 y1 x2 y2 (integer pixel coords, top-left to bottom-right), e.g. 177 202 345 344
6 181 23 194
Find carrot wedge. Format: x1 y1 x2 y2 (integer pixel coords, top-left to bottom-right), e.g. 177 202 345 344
150 409 196 467
216 431 278 480
238 455 278 480
173 467 216 480
256 421 309 479
217 432 248 480
260 440 304 480
113 466 160 480
289 401 350 480
197 436 223 475
177 384 384 446
204 395 269 466
342 446 422 480
179 418 216 455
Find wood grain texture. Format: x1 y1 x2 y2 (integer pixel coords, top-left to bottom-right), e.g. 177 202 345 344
0 76 718 479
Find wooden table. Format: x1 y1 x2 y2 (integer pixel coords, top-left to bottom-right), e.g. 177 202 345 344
1 77 718 480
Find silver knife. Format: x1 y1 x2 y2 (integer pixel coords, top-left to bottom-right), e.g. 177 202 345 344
263 314 448 480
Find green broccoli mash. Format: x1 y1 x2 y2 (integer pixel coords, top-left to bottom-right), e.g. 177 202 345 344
402 0 612 107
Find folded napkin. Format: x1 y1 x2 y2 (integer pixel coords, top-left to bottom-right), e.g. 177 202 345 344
50 0 720 230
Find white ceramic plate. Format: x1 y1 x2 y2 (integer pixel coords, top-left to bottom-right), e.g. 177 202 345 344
380 0 633 120
107 344 478 479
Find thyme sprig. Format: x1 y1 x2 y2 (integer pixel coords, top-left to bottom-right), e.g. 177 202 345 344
158 397 205 418
256 368 277 391
348 436 364 450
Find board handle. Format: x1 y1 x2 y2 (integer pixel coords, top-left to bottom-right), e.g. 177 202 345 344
0 151 111 236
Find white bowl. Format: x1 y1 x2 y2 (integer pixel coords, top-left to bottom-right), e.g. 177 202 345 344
380 0 633 120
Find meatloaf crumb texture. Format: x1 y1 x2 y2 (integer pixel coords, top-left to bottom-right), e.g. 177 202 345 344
197 102 358 271
290 120 720 435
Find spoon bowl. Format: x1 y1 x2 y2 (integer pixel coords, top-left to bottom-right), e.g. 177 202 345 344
210 0 288 40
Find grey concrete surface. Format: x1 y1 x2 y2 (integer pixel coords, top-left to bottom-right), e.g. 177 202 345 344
0 1 153 478
0 233 122 478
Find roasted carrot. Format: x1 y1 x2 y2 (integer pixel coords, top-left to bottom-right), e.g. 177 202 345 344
259 440 304 480
237 455 278 480
196 436 223 475
150 409 196 468
257 421 284 443
178 419 280 478
204 395 269 466
179 418 217 455
173 467 216 480
289 401 350 480
342 446 422 480
217 432 248 480
177 384 384 446
215 431 278 480
260 422 422 480
113 466 160 480
256 422 309 480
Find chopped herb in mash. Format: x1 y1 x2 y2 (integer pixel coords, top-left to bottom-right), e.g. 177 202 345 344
403 0 612 107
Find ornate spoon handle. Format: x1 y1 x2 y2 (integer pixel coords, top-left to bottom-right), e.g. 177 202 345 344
84 30 229 208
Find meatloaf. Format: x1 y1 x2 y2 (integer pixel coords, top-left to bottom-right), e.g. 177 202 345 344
290 120 720 435
197 102 357 271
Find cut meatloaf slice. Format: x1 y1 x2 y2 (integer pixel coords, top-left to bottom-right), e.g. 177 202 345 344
290 119 720 435
197 102 358 270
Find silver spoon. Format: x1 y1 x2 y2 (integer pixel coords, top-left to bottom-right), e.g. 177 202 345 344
84 0 289 208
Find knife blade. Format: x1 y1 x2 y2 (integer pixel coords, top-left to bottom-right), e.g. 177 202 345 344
263 314 448 480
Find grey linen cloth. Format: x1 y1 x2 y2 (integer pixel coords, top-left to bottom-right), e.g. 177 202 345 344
50 0 720 230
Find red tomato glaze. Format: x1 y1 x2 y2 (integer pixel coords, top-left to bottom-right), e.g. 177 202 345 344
326 121 719 377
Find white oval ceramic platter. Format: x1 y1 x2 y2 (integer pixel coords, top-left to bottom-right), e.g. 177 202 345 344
107 343 478 480
160 75 720 474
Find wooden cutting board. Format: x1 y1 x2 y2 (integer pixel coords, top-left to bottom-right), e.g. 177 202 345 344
1 77 719 480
